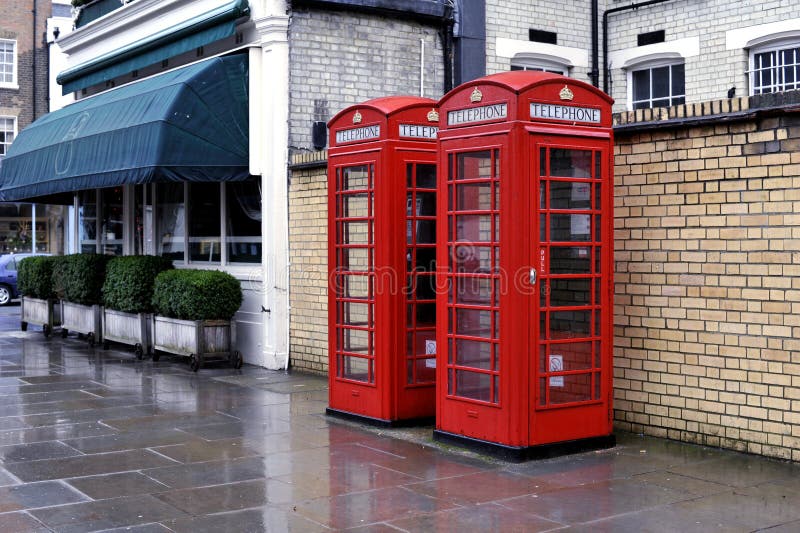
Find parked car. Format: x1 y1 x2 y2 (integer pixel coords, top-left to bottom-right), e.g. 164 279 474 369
0 253 48 306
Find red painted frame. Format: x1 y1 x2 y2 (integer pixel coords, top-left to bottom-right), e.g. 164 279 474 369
327 97 439 423
435 72 615 449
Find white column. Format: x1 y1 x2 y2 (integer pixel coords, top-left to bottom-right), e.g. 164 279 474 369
250 1 290 369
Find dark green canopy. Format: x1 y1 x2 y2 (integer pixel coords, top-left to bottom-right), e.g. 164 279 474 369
0 54 249 203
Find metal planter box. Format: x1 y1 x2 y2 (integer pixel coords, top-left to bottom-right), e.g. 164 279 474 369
102 308 151 359
152 315 241 371
20 296 61 337
61 301 102 346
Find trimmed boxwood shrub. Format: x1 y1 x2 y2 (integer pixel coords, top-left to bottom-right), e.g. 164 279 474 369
53 254 111 305
152 269 242 321
17 256 59 299
102 256 174 314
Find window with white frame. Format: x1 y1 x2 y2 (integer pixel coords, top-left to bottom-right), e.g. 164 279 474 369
750 41 800 95
0 116 16 157
510 57 567 75
630 62 685 109
0 40 16 87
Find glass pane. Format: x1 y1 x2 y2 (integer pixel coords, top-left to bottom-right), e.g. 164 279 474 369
340 301 370 326
452 245 492 273
100 187 123 257
671 63 685 97
547 342 594 371
416 164 437 189
227 180 262 264
340 247 370 271
415 303 436 325
632 69 650 102
341 194 371 218
342 165 369 190
550 214 590 241
457 151 493 180
343 221 370 245
77 191 97 254
456 215 494 242
549 373 592 404
157 183 184 261
652 66 669 98
189 183 221 263
454 370 492 402
337 274 371 299
456 308 493 338
455 276 494 306
456 183 493 210
549 278 591 307
549 181 591 210
550 246 591 274
341 328 371 354
341 355 371 382
548 310 592 338
549 149 592 178
455 339 492 369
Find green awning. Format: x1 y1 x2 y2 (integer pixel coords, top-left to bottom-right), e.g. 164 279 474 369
58 0 249 95
0 54 249 203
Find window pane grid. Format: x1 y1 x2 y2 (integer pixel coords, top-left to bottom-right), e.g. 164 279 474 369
334 164 376 384
406 163 437 386
631 63 685 109
0 41 14 85
753 46 800 94
445 149 501 405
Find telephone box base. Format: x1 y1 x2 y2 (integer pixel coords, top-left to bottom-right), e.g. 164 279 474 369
326 408 435 428
432 430 616 462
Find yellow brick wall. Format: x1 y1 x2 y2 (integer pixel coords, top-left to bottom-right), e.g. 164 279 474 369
288 154 329 375
614 108 800 460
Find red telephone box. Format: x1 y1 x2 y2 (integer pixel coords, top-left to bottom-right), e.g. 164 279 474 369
434 71 615 459
327 97 440 425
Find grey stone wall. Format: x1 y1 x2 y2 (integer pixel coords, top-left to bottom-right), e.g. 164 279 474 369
288 7 444 152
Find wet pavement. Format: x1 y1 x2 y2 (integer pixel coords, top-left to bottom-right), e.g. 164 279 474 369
2 304 800 532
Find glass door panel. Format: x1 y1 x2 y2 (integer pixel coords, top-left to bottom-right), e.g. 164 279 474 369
536 142 604 408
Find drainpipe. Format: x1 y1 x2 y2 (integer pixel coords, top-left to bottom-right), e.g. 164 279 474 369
32 0 37 119
602 0 672 94
590 0 598 87
441 0 454 92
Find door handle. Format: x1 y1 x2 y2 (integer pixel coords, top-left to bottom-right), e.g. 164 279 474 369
529 268 537 286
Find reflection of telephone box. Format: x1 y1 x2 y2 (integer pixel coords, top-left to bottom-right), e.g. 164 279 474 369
327 97 440 425
434 72 615 459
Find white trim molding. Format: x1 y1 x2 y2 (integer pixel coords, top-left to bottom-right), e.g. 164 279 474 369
608 36 700 70
0 39 19 90
726 17 800 50
496 37 589 68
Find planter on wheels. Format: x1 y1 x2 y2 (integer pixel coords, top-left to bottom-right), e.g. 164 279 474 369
20 296 61 337
102 308 151 359
152 315 241 371
61 301 102 347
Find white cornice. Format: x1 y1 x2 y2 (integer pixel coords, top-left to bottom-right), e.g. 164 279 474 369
726 17 800 49
496 37 589 68
59 0 246 69
608 36 700 70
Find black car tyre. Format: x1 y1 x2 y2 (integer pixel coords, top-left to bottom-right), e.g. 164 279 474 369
0 285 11 306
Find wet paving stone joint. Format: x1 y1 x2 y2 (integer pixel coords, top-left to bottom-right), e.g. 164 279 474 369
2 306 800 531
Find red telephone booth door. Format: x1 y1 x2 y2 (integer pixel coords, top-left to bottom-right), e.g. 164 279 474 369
330 152 383 418
530 134 613 444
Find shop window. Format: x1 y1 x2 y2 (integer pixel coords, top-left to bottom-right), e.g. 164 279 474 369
751 41 800 95
156 183 185 261
226 180 261 264
630 62 685 109
0 40 16 87
101 187 123 256
188 182 221 263
0 116 15 157
78 190 97 253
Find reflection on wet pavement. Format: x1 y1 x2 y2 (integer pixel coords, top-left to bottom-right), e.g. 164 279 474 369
2 305 800 531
